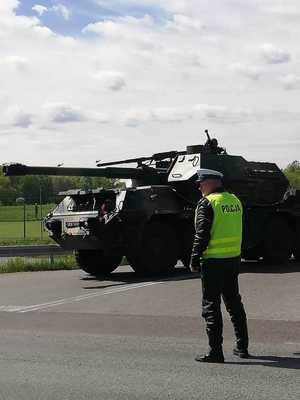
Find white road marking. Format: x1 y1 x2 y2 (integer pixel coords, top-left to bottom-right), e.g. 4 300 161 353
0 281 164 313
285 342 300 345
0 306 25 312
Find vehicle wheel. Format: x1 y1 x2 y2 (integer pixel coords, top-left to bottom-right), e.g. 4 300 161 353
263 218 292 264
293 223 300 261
127 221 179 275
75 250 123 276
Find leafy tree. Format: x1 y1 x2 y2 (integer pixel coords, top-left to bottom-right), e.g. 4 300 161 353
0 185 18 205
0 168 119 204
284 161 300 189
20 176 54 204
0 170 18 204
52 177 79 194
77 176 117 190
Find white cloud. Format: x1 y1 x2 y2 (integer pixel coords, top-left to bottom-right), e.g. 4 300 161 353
82 15 156 50
44 103 86 124
121 109 150 127
0 55 29 71
32 24 55 37
0 1 299 167
280 74 300 90
32 4 48 16
52 4 71 21
0 0 19 15
32 3 71 21
83 15 153 37
260 43 291 64
166 14 202 33
166 49 203 68
261 2 300 18
93 70 126 91
121 106 192 126
120 107 193 127
42 103 111 125
94 0 190 14
83 20 122 39
88 111 111 124
193 104 253 124
0 1 55 39
152 107 192 123
230 63 262 80
4 106 33 128
14 111 32 128
120 104 253 127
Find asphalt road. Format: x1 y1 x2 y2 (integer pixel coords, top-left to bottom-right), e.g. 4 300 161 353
0 262 299 400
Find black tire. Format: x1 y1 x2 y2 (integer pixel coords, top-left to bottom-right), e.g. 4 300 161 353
127 221 179 275
293 223 300 261
75 249 123 276
263 218 292 264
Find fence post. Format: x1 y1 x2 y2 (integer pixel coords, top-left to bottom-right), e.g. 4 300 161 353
49 253 54 265
23 202 26 239
40 184 43 239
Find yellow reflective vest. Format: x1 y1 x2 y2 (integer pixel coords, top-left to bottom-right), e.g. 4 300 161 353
202 191 243 259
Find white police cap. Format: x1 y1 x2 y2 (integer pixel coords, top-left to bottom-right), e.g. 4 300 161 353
196 168 223 183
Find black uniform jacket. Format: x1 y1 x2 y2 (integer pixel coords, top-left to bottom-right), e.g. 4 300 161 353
190 187 225 267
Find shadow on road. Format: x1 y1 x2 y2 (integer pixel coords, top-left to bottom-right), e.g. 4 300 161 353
81 267 199 289
227 354 300 370
240 260 300 274
81 260 300 289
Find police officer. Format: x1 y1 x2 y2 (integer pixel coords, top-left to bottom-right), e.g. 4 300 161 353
190 169 249 363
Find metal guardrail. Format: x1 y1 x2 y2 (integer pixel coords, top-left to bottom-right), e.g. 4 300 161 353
0 245 72 258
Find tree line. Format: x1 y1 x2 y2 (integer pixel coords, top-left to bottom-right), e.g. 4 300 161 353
0 161 299 205
0 172 117 205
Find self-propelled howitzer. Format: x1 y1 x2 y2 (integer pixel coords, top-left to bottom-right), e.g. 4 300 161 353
3 137 300 275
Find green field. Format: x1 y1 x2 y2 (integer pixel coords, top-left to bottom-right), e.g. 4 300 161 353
0 203 55 222
0 221 46 239
0 204 56 242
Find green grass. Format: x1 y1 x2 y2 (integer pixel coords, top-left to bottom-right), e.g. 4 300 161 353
0 237 53 245
0 255 77 274
0 204 56 242
0 221 48 240
0 203 55 222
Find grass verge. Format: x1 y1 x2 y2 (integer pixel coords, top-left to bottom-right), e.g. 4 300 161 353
0 221 49 240
0 238 53 246
0 255 78 274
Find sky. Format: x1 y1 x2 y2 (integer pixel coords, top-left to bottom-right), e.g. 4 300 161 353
0 0 299 167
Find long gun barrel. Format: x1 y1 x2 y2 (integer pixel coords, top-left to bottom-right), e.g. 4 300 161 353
2 163 150 179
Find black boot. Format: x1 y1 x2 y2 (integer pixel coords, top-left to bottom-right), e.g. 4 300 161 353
195 350 224 363
233 348 250 359
227 302 249 354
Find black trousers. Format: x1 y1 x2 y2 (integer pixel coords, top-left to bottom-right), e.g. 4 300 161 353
201 257 248 352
